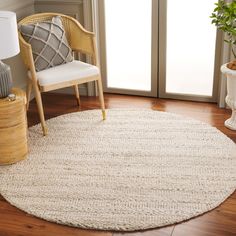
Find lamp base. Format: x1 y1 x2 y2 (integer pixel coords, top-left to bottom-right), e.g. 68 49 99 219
0 61 13 98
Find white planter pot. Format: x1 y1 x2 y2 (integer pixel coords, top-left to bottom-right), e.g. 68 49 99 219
221 63 236 131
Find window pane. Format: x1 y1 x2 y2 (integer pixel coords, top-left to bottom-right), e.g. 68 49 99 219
104 0 152 91
166 0 216 96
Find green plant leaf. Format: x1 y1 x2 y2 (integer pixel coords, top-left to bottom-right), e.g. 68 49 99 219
210 0 236 57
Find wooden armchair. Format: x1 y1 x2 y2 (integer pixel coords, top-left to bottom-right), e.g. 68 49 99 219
18 13 106 136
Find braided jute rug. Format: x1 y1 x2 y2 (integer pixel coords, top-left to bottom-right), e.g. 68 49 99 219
0 109 236 231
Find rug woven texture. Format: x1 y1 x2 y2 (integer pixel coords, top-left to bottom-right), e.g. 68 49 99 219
0 109 236 231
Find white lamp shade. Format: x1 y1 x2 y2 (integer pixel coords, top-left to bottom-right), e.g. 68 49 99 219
0 11 20 60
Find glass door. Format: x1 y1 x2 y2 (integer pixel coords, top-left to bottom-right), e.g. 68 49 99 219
159 0 221 102
97 0 220 101
98 0 158 97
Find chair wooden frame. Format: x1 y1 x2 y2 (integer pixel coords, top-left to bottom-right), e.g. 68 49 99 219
18 12 106 136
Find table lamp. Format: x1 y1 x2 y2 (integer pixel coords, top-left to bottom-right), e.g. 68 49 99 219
0 11 20 98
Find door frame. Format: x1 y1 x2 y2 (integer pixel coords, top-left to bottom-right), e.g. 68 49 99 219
92 0 222 102
96 0 159 97
158 0 222 103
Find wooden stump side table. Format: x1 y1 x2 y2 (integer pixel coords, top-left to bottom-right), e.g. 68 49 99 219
0 88 28 165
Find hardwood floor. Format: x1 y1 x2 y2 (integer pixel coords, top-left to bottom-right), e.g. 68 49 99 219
0 93 235 236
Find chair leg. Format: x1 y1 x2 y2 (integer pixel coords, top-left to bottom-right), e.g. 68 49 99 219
74 84 80 106
97 77 106 120
32 83 48 136
26 80 32 110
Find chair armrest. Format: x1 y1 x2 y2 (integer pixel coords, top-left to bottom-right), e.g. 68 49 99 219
65 17 98 65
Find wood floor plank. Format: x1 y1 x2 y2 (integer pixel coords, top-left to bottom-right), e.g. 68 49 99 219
0 199 111 236
113 226 174 236
171 192 236 236
0 92 235 236
172 209 236 236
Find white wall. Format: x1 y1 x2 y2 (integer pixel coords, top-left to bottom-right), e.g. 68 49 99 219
34 0 89 95
0 0 35 91
0 0 91 95
34 0 84 23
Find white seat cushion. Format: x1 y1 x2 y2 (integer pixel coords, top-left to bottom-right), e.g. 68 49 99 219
28 60 100 87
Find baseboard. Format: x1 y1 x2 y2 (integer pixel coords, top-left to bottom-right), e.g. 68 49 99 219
23 85 88 102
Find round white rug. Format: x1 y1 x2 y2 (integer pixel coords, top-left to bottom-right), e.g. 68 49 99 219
0 109 236 231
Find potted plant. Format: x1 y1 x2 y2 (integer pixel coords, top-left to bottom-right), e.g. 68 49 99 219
211 0 236 130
